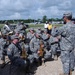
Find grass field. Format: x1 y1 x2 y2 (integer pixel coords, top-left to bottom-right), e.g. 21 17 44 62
0 24 4 29
29 24 63 28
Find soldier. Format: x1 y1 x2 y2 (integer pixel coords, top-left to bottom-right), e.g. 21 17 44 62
0 33 6 67
19 33 34 64
15 21 26 35
0 30 10 68
1 21 14 36
36 28 42 34
7 35 28 70
29 32 44 65
41 29 50 46
51 12 75 75
2 21 11 33
41 29 52 60
27 28 35 41
48 35 59 60
19 36 34 73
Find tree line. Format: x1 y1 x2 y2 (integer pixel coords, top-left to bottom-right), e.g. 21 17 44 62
0 15 63 24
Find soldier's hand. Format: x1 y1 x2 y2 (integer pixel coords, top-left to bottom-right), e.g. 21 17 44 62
20 56 23 58
56 35 61 40
37 50 41 54
54 26 57 28
47 34 50 37
41 44 44 48
55 38 59 42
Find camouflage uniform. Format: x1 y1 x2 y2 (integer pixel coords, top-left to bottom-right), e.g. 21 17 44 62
15 23 26 35
29 32 45 64
19 40 34 64
0 37 7 64
7 35 28 69
29 36 40 62
41 29 49 46
26 28 35 43
36 28 42 34
41 29 51 60
51 21 75 74
48 36 59 60
0 30 10 66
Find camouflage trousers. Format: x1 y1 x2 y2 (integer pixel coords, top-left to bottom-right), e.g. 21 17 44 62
74 48 75 67
12 57 28 69
51 44 58 55
60 50 74 74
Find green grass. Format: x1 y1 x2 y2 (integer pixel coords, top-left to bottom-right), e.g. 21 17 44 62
29 24 63 28
0 24 63 30
0 24 4 28
53 24 63 27
29 24 44 28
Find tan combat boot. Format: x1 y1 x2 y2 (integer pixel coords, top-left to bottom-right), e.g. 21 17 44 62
0 60 5 68
69 70 72 75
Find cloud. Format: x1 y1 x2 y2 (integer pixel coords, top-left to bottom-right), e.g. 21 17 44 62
9 12 21 19
0 0 75 20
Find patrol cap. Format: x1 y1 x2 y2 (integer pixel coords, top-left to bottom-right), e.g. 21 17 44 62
30 28 34 31
63 12 72 19
37 27 41 30
5 21 9 25
11 35 19 40
44 29 47 32
5 21 8 24
36 30 41 34
2 30 7 35
21 21 24 25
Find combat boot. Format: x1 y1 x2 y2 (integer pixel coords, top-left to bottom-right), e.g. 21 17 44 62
0 60 5 68
26 66 34 74
69 70 72 75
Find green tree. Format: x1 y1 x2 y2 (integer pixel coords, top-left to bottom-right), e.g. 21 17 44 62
42 15 47 23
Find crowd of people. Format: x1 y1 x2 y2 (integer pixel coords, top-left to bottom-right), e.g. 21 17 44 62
0 12 75 75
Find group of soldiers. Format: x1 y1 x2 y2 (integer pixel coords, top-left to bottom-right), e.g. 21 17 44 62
0 12 75 75
0 20 60 73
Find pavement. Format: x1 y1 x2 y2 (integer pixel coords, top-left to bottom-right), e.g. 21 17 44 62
0 57 75 75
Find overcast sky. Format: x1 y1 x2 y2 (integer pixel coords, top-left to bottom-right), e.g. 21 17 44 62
0 0 75 20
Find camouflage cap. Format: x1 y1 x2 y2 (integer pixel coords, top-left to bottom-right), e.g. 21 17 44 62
30 28 34 31
21 21 24 25
11 34 19 40
2 30 7 35
44 29 47 32
63 12 72 17
37 27 41 30
5 21 8 24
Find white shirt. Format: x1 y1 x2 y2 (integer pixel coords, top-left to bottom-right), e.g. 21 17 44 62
44 23 49 28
